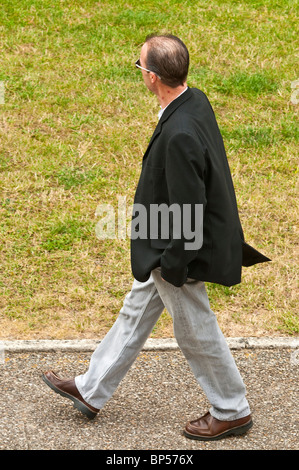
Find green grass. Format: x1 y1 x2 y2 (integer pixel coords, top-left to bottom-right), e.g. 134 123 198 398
0 0 298 339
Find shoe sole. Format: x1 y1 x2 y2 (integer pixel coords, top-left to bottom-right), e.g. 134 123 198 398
42 374 97 420
183 419 253 441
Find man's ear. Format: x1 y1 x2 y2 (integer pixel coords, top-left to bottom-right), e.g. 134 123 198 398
150 72 158 83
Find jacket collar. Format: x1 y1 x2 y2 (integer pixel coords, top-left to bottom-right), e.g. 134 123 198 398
143 87 192 160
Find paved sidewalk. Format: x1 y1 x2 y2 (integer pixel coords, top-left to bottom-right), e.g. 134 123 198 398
0 337 298 451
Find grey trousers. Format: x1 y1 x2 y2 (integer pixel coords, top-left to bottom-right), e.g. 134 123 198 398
75 269 250 420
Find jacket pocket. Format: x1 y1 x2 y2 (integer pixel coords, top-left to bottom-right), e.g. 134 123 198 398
150 238 170 250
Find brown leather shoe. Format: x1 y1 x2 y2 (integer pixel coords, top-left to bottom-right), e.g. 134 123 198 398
184 411 253 441
42 370 99 419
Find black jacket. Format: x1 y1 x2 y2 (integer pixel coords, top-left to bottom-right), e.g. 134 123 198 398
130 87 270 287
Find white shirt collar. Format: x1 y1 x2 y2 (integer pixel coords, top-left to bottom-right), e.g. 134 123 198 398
158 86 188 120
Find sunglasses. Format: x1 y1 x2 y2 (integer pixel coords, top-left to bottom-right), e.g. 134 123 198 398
135 59 161 80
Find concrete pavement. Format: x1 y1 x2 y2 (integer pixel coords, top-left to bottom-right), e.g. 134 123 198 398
0 337 298 452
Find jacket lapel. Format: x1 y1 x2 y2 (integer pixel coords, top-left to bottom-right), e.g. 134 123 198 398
143 87 192 160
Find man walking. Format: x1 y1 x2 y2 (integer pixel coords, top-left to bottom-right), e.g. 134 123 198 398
43 34 269 441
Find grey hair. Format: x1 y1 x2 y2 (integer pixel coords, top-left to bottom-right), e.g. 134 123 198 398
145 34 189 88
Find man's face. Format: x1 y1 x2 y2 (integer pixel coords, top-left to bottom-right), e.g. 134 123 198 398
139 43 156 93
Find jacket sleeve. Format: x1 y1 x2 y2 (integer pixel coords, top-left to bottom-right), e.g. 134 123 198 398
160 131 207 286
